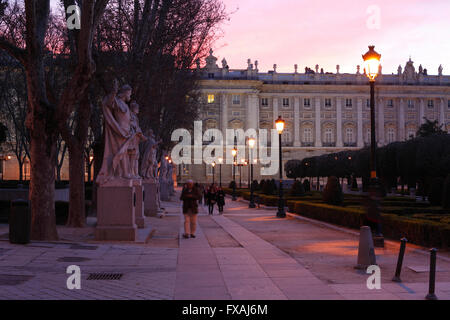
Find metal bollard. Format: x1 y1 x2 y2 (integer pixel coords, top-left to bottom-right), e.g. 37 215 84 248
392 238 407 282
9 199 31 244
425 248 438 300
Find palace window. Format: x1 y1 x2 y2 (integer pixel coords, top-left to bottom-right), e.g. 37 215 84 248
282 131 291 143
408 100 414 108
261 98 268 106
208 73 215 79
345 99 353 108
366 99 370 108
282 98 290 107
366 128 371 143
407 130 415 139
207 94 215 104
325 99 332 107
304 98 311 107
325 128 334 143
427 100 434 109
387 99 394 107
303 128 313 143
232 95 241 105
387 128 396 143
345 127 354 143
232 111 241 116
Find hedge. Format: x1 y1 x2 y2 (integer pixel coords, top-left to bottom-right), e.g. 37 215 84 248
288 200 450 248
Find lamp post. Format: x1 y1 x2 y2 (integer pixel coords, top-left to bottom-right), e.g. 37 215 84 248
218 157 223 187
212 162 216 185
275 116 286 218
362 45 383 239
239 158 245 189
231 147 237 201
248 137 256 208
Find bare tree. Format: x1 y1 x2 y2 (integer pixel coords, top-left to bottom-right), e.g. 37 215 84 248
0 0 109 239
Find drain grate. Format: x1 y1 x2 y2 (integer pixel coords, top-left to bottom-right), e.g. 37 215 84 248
57 257 91 263
0 274 34 286
69 244 98 251
87 273 123 280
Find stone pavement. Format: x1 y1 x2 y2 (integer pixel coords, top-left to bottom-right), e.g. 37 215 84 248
0 190 449 300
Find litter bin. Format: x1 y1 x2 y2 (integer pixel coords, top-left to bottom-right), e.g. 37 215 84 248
9 199 31 244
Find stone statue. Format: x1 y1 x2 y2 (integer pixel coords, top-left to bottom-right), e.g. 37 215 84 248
273 64 277 73
128 101 147 178
438 64 443 76
140 129 162 181
356 65 360 74
96 82 136 185
397 65 402 75
221 58 228 69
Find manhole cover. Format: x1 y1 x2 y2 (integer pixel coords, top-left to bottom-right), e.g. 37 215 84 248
57 257 91 263
87 273 123 280
69 244 98 250
0 275 34 286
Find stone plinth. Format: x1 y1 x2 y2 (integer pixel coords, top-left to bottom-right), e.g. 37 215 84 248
143 180 159 217
132 179 145 229
95 179 137 241
160 180 170 201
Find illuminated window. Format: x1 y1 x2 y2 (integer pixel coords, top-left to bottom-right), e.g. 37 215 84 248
207 94 215 103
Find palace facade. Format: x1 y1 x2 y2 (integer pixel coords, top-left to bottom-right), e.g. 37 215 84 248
177 50 450 185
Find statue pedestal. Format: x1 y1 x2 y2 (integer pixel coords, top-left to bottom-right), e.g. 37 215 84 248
95 179 137 241
160 180 170 201
132 179 145 228
143 180 159 217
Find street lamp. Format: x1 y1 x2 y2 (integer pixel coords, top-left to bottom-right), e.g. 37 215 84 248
275 116 286 218
231 147 237 201
218 157 223 187
239 158 246 189
362 45 383 239
248 137 256 208
211 162 216 185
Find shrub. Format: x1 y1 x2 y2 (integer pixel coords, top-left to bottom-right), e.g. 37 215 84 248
323 176 343 205
251 180 259 191
228 180 236 189
351 176 358 190
442 174 450 209
262 179 275 195
303 179 311 192
290 180 305 196
428 177 445 206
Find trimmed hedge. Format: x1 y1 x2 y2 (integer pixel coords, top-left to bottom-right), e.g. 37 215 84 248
288 200 450 248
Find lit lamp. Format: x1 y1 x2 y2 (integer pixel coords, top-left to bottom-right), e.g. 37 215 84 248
218 157 223 187
362 45 384 241
231 147 237 201
248 137 256 208
275 116 286 218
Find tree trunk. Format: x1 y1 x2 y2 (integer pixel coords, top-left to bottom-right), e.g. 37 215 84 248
66 143 86 227
30 131 58 241
18 161 23 181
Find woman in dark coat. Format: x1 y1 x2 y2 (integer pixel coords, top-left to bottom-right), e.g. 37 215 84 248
206 184 218 215
180 180 201 238
216 187 226 214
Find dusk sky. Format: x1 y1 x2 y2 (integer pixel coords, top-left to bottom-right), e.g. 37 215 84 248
214 0 450 75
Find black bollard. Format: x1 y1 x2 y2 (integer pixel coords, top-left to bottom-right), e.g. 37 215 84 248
425 248 438 300
392 238 407 282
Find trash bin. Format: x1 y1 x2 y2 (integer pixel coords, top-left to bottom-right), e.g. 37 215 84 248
9 199 31 244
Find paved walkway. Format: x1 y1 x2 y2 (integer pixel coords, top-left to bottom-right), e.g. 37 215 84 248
0 190 449 300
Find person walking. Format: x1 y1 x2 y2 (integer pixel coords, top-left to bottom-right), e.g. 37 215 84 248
195 183 203 205
180 180 201 239
217 187 226 214
206 184 218 215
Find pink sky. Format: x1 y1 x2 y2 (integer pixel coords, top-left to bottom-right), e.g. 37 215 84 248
214 0 450 75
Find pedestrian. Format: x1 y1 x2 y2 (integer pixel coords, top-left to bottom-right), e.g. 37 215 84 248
206 184 218 215
180 180 201 239
195 183 202 205
203 184 208 206
217 186 225 214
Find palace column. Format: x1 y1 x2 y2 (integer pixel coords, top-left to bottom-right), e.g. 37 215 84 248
315 97 322 147
439 98 445 127
273 96 279 129
357 97 364 147
398 98 406 141
294 97 301 146
221 93 228 131
378 98 385 146
336 97 343 147
246 93 259 131
419 98 425 124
